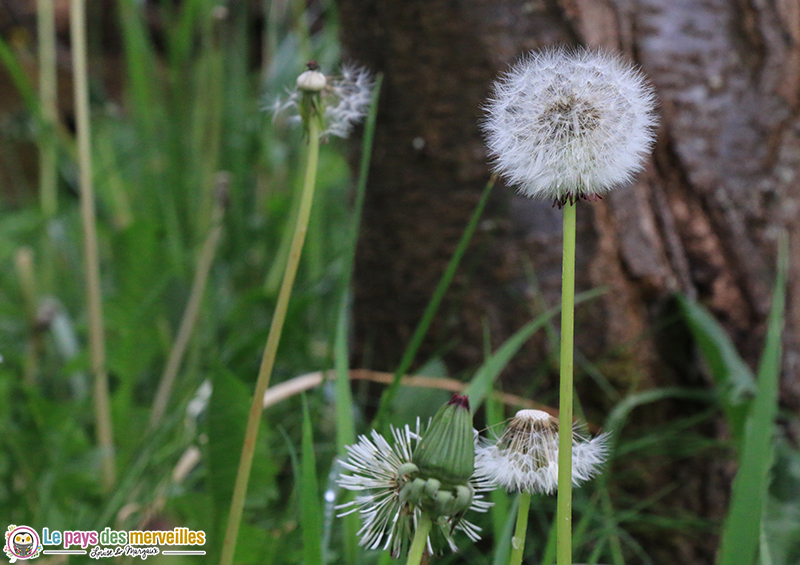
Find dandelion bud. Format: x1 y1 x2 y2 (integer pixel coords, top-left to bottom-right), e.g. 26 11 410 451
482 47 658 205
476 409 609 494
412 394 475 486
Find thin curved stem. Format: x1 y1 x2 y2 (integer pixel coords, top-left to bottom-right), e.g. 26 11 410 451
509 491 532 565
219 120 320 565
557 202 577 565
405 514 432 565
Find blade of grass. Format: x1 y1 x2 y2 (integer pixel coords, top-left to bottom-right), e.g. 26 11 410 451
718 234 788 565
301 396 323 565
491 490 519 565
372 173 497 430
149 177 227 429
334 73 382 451
464 287 606 412
0 36 76 161
37 0 58 218
333 77 382 563
486 394 510 545
677 295 756 443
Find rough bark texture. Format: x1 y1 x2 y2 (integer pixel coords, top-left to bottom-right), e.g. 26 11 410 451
337 0 800 561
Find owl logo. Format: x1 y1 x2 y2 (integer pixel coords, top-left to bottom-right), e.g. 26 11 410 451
4 525 42 562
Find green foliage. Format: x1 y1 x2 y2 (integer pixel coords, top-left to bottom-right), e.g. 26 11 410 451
677 237 799 565
300 397 323 565
676 295 756 444
718 236 788 565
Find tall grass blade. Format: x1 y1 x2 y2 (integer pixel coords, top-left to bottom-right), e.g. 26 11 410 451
464 287 606 411
334 73 383 452
301 396 323 565
677 295 756 443
718 234 788 565
491 494 520 565
373 175 496 429
37 0 59 218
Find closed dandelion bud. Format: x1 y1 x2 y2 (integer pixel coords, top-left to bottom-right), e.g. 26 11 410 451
412 393 475 486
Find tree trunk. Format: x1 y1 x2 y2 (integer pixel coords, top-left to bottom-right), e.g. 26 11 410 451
337 0 800 561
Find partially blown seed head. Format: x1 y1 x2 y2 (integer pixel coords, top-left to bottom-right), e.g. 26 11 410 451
475 409 609 494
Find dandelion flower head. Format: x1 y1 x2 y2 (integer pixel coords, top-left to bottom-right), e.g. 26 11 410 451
271 62 373 139
482 47 657 204
337 420 492 556
475 409 609 494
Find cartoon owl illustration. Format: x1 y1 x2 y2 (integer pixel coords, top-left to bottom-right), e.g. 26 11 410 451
12 532 33 557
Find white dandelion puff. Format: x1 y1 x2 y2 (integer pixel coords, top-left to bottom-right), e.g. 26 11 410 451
482 46 658 204
475 409 609 494
271 63 373 139
336 420 491 557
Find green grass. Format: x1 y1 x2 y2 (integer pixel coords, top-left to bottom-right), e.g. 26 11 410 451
1 2 799 564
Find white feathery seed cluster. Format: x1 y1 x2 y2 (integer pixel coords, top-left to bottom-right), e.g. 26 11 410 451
482 47 657 203
271 64 373 139
475 409 609 494
336 420 491 556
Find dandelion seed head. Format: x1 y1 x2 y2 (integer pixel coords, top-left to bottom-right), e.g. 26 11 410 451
270 63 373 139
482 46 658 203
476 409 609 494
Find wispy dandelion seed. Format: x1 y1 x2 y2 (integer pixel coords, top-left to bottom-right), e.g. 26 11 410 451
271 62 373 139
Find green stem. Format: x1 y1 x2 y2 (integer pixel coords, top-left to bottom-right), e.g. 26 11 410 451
405 514 432 565
70 0 115 491
509 491 532 565
219 120 320 565
556 202 576 565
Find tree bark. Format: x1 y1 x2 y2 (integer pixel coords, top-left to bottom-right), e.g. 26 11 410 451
337 0 800 561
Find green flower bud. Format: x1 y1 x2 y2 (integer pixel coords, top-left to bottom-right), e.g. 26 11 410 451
412 394 475 486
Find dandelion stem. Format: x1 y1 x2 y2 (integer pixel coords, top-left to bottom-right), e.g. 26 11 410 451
70 0 115 491
406 514 432 565
556 202 576 565
509 491 531 565
220 120 320 565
